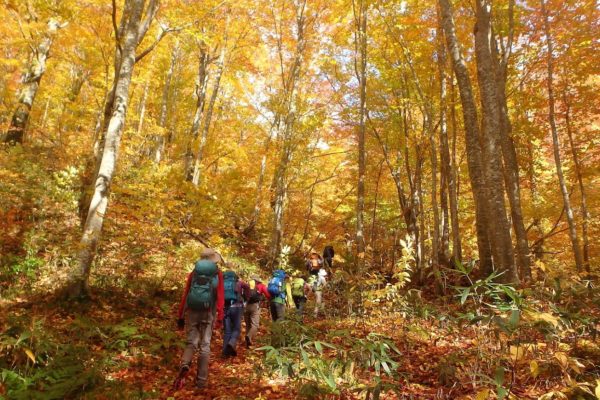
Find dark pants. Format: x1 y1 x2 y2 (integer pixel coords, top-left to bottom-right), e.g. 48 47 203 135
293 296 307 317
223 305 243 354
270 302 285 321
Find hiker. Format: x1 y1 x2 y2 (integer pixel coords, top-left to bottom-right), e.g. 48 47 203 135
313 268 328 318
267 269 294 321
222 269 250 358
244 275 271 348
323 245 334 269
290 272 312 320
174 248 224 390
305 252 323 276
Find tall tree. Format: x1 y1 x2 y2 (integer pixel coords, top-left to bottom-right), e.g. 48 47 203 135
491 0 531 280
353 0 368 270
438 0 493 274
154 41 180 163
268 0 308 265
70 0 161 297
192 39 227 186
563 91 590 274
474 0 518 282
185 44 211 180
540 0 584 272
437 16 452 266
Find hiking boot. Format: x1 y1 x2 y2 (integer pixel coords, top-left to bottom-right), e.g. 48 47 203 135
245 336 251 349
172 365 189 391
226 343 237 357
195 380 206 390
221 346 230 358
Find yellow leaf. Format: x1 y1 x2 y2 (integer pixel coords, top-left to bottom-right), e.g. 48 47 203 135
510 345 526 361
24 348 36 364
554 352 569 369
530 360 539 378
594 379 600 399
475 388 490 400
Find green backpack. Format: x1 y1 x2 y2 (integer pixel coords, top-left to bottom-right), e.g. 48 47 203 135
186 260 218 311
291 278 305 297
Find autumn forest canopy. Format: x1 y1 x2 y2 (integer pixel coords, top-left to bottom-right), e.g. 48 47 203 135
0 0 599 398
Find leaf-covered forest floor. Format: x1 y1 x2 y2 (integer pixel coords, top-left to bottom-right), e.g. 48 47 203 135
2 276 599 400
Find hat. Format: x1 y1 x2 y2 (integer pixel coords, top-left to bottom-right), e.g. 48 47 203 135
250 275 261 282
201 248 223 263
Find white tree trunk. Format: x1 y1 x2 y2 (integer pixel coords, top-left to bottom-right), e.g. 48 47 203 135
70 0 146 297
3 19 62 144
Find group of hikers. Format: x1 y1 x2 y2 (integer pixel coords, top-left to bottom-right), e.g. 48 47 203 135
173 246 335 390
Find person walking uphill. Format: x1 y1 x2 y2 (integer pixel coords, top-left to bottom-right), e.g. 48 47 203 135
306 252 323 276
222 270 250 358
313 268 328 318
323 245 334 269
174 248 224 390
267 269 294 321
244 275 270 348
290 272 312 320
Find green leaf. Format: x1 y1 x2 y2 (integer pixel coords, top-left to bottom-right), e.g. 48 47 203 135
324 373 336 390
315 341 323 354
460 288 471 305
497 386 508 399
494 366 505 386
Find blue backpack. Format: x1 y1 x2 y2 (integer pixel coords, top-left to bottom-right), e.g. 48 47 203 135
268 269 286 298
187 260 218 311
223 270 239 304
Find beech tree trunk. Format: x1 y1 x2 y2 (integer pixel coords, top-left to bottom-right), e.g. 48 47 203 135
192 43 226 186
474 0 518 283
448 79 462 263
185 47 210 180
564 94 590 274
136 79 149 137
82 0 164 225
354 0 368 269
540 0 584 272
437 24 452 266
3 19 63 144
268 0 307 265
155 42 179 164
439 0 493 274
244 134 273 235
70 0 154 297
490 4 531 281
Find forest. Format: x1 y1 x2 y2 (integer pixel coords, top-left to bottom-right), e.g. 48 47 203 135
0 0 598 398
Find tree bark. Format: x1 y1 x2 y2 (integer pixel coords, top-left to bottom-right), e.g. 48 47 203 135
490 2 531 281
70 0 151 297
244 134 273 235
155 42 179 164
540 0 584 272
448 78 462 263
185 46 210 180
192 43 226 186
268 0 307 265
474 0 518 283
136 79 149 137
439 0 493 274
437 21 452 266
3 19 63 144
564 93 590 274
354 0 368 270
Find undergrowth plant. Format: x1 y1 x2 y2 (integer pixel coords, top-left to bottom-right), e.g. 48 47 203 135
258 321 401 399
